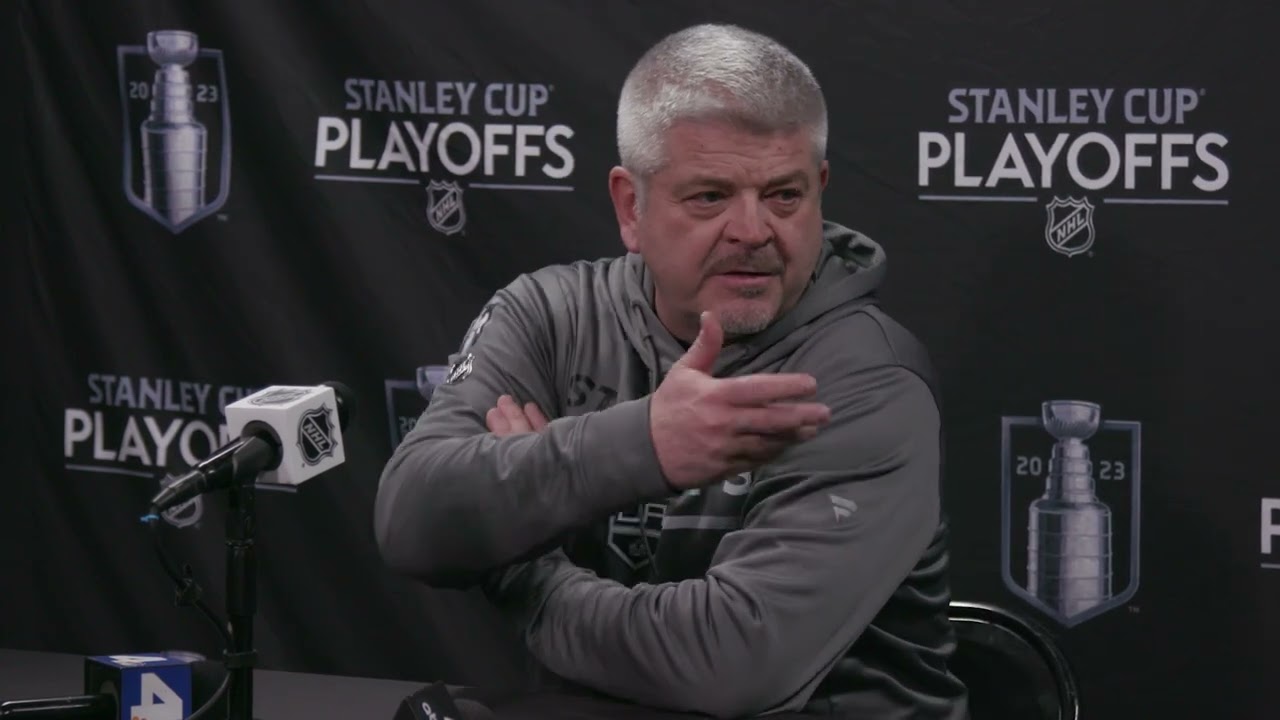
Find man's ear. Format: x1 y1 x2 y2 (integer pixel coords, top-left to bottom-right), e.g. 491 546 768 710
609 167 642 253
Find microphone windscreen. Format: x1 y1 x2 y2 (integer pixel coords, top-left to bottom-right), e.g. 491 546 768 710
323 381 356 428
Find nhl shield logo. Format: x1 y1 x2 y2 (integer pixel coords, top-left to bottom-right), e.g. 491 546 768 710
297 405 338 466
1000 400 1142 627
1044 196 1095 257
426 180 466 235
118 30 232 234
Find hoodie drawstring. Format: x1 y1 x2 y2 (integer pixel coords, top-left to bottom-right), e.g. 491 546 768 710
631 300 664 582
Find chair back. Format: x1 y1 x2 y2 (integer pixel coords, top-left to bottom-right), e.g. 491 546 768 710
947 601 1080 720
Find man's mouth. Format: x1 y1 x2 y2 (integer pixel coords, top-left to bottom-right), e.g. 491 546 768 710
714 271 777 287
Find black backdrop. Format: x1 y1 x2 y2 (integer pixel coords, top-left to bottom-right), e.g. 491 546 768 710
9 1 1278 718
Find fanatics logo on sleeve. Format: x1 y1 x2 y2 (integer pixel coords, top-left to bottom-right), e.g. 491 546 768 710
830 494 857 520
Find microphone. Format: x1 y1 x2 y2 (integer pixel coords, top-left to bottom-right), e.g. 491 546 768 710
0 695 114 718
453 699 494 720
392 683 494 720
148 381 355 514
0 655 226 720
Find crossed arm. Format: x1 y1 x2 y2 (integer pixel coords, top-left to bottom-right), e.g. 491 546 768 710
480 374 940 718
374 290 942 717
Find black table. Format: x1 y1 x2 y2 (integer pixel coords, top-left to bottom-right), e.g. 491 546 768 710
0 648 796 719
0 648 428 719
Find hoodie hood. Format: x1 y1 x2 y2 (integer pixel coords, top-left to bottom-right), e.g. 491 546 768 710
608 220 887 389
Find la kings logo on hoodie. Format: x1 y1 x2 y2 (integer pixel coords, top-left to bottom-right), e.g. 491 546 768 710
606 472 757 572
607 502 666 569
459 305 492 355
445 303 494 385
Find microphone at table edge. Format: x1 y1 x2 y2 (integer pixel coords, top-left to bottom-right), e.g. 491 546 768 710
0 694 114 719
0 655 227 719
393 682 494 720
149 381 355 515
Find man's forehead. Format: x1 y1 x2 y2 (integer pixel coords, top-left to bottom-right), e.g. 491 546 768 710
660 145 816 186
655 121 813 172
669 168 812 192
664 117 810 151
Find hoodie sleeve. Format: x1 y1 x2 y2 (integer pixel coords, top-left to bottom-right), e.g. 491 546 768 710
486 358 943 719
374 275 673 588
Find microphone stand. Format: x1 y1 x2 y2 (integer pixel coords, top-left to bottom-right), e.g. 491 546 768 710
217 437 274 720
147 384 355 720
225 478 260 720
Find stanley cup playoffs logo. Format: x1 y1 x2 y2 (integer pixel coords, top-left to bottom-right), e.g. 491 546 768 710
1001 400 1142 627
384 365 448 450
118 30 231 233
384 305 494 448
917 86 1230 256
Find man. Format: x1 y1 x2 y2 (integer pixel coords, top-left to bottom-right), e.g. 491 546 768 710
375 23 969 719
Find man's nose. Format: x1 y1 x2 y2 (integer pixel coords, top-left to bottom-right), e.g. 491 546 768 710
723 195 771 247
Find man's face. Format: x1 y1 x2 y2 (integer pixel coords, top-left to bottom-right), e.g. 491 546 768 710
610 118 828 343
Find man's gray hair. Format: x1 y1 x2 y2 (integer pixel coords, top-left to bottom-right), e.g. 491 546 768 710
616 24 828 180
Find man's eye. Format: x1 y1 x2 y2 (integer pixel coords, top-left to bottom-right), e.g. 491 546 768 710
691 191 725 204
771 188 802 202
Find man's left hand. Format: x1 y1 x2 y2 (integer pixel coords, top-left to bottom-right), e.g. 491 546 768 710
486 394 549 436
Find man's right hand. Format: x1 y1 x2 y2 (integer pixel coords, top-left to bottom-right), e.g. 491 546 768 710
650 311 832 491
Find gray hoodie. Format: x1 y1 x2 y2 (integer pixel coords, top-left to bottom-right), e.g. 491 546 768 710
374 221 969 719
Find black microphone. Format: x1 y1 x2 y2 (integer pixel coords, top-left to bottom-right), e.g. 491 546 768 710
392 683 494 720
0 659 227 719
0 695 114 719
453 699 494 720
149 381 355 514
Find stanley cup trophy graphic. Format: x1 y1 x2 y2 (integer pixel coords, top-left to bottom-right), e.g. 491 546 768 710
383 365 447 451
140 31 208 228
1002 399 1140 627
1026 400 1112 619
